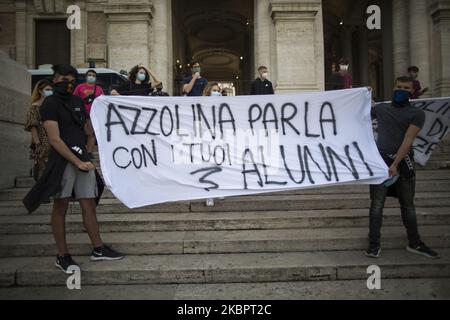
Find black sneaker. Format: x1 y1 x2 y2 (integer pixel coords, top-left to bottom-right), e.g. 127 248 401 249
407 241 440 259
365 246 381 258
90 244 124 261
55 254 80 274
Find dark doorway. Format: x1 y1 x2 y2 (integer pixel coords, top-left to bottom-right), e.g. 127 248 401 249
35 20 70 68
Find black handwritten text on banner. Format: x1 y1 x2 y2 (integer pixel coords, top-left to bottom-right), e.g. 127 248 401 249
411 97 450 166
90 88 388 208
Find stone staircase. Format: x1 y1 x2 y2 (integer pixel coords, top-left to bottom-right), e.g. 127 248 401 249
0 142 450 299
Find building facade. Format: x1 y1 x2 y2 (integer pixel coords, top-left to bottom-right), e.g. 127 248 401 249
0 0 449 99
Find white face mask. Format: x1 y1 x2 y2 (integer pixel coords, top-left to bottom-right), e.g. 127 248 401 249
42 90 53 97
87 76 96 84
340 65 349 71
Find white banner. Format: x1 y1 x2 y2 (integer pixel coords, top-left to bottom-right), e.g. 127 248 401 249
373 97 450 166
91 88 389 208
411 97 450 166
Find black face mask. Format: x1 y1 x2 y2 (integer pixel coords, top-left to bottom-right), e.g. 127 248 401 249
54 80 75 96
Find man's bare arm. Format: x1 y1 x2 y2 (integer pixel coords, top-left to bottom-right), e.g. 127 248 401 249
183 72 200 95
44 120 95 171
389 124 421 176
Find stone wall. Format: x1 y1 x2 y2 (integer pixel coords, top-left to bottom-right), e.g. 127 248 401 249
0 51 31 189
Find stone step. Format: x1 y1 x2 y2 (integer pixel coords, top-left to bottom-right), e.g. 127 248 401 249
0 207 449 234
427 152 450 159
0 225 448 257
1 191 450 215
3 179 450 201
189 192 450 213
420 160 450 170
1 278 449 299
1 248 449 287
0 200 191 215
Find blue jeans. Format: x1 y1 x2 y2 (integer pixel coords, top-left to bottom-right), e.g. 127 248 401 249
369 174 421 247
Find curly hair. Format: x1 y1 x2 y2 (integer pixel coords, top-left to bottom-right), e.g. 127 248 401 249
128 65 151 84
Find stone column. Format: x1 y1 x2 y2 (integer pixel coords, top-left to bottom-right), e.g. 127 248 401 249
269 0 325 92
381 0 394 99
358 27 369 86
71 0 88 68
430 0 450 97
409 0 432 98
150 0 173 95
0 51 31 189
254 0 272 76
392 0 409 78
103 0 154 72
14 0 27 66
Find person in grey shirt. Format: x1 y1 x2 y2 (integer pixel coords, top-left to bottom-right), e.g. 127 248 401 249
367 76 439 259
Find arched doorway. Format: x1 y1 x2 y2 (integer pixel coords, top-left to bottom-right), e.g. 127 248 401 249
172 0 254 96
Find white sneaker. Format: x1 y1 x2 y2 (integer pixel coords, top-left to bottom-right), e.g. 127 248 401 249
206 198 215 206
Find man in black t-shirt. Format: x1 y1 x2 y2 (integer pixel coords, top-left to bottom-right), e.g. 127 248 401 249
250 66 274 95
367 76 439 259
40 64 124 273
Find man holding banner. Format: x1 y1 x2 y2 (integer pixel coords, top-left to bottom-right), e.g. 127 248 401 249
23 64 125 273
367 76 439 259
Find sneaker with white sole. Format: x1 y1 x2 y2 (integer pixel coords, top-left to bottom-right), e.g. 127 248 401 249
55 254 80 274
90 244 124 261
407 241 440 259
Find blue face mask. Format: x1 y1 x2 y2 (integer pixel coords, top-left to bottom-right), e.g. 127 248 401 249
137 73 146 81
210 91 221 97
43 90 53 97
393 89 410 104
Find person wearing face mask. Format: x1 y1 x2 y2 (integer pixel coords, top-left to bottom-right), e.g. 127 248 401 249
25 79 54 180
328 58 353 90
111 64 161 96
150 82 169 96
73 69 104 115
203 82 222 97
250 66 274 95
23 64 124 274
183 62 208 96
366 76 439 259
